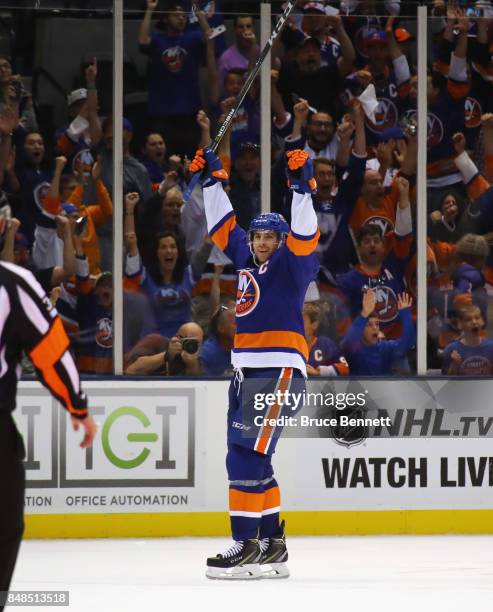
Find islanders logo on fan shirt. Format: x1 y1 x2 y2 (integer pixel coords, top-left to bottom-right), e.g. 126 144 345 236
33 181 51 213
465 96 482 129
402 109 444 147
373 285 399 323
426 113 444 147
363 215 394 236
162 46 187 73
236 270 260 317
95 317 113 348
366 98 399 134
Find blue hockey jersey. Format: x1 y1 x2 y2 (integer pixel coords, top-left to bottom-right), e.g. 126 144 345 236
203 182 320 375
337 233 412 339
341 307 415 376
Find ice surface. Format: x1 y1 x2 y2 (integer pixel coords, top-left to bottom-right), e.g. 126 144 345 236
9 535 493 612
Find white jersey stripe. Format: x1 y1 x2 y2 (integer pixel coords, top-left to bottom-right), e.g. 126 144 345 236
261 506 281 516
1 261 47 301
203 182 234 233
0 285 11 340
232 351 307 377
0 346 7 379
290 191 318 237
61 351 80 394
0 286 10 379
229 511 262 518
17 286 50 334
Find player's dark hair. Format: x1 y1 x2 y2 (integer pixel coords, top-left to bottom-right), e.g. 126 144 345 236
148 230 188 286
367 311 379 321
356 224 383 245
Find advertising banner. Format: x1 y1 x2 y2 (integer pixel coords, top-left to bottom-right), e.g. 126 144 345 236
17 379 493 535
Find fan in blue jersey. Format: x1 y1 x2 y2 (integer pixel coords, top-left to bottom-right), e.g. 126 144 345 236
341 287 415 376
189 146 319 580
337 175 413 340
442 305 493 376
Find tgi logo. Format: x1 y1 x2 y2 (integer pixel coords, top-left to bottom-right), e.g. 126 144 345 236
16 388 196 488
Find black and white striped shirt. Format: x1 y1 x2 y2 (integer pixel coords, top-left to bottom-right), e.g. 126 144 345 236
0 261 87 418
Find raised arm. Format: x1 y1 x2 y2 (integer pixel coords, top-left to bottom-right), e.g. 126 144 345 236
327 15 356 77
341 288 376 354
0 217 20 262
189 148 249 267
124 192 140 258
46 156 67 203
138 0 157 46
286 99 309 145
49 215 77 286
388 292 415 357
286 150 319 255
84 59 102 147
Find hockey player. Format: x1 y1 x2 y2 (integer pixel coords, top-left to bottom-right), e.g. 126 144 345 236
189 147 319 579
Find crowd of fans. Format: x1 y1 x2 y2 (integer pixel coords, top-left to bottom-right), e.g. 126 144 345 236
3 0 493 377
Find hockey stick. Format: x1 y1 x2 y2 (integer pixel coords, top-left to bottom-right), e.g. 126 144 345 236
183 0 297 201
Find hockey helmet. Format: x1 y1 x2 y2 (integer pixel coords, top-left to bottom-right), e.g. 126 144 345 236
248 213 289 237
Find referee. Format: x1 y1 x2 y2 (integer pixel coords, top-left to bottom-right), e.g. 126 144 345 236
0 208 96 607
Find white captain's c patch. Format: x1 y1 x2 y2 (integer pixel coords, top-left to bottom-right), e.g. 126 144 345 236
236 270 260 317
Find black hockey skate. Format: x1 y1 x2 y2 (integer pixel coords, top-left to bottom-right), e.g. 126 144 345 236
206 537 262 580
259 520 290 578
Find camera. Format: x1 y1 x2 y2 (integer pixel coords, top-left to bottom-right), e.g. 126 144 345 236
182 338 199 354
399 115 417 138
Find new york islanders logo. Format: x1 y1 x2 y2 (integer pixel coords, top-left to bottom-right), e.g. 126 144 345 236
366 98 399 134
95 317 113 348
465 97 482 129
72 147 94 174
33 181 51 213
373 285 398 323
236 270 260 317
363 215 394 236
402 110 444 147
427 112 444 147
162 46 187 73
